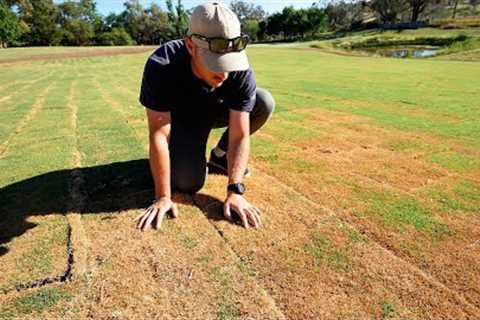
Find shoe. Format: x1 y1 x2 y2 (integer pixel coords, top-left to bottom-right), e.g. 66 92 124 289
208 149 251 177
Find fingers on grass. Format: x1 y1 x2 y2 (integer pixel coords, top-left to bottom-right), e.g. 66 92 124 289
247 208 260 228
140 208 157 231
155 209 167 230
136 208 153 229
171 204 179 218
224 204 233 222
239 209 250 229
144 208 160 231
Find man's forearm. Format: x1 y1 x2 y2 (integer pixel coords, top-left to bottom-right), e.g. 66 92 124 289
149 138 171 199
227 135 250 184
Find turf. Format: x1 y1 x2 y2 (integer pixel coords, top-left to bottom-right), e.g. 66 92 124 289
0 44 479 318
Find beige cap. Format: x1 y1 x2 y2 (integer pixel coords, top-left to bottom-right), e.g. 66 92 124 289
188 2 249 72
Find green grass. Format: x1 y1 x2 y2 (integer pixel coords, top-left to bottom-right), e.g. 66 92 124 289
381 300 395 319
357 190 454 239
304 232 352 270
217 303 241 320
182 237 199 249
9 288 71 315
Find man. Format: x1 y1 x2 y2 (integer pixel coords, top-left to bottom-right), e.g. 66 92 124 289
135 2 275 231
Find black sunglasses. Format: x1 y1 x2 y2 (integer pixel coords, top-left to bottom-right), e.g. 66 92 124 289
190 34 249 54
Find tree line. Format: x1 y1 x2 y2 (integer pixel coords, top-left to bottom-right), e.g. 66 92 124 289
1 0 478 48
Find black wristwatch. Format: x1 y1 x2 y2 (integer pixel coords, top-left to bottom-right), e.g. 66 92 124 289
227 183 246 195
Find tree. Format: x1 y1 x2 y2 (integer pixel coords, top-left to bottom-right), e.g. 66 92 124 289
325 1 364 30
166 0 188 38
0 1 22 47
97 27 134 45
19 0 60 45
369 0 407 23
230 0 266 22
230 1 266 41
57 0 97 45
408 0 431 22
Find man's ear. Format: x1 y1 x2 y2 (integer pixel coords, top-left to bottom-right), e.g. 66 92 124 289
185 37 195 56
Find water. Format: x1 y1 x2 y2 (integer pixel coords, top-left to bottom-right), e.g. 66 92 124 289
359 46 440 58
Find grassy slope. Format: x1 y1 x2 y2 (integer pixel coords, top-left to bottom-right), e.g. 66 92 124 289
311 27 480 60
0 46 479 317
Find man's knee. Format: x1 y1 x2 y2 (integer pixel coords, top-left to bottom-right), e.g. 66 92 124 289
172 168 206 194
255 88 275 118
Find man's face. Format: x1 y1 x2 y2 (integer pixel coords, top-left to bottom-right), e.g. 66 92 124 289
186 38 229 88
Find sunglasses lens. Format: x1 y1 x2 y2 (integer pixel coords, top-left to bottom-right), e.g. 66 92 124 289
210 38 230 53
234 36 249 51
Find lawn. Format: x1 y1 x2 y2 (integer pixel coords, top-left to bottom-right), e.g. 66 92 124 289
0 44 479 319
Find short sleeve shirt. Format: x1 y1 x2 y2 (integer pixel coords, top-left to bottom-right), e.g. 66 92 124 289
139 39 257 121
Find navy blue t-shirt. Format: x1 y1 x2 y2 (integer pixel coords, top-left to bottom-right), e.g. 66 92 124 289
139 39 256 121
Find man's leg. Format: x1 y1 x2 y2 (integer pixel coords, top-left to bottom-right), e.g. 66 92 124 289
169 119 211 194
210 88 275 169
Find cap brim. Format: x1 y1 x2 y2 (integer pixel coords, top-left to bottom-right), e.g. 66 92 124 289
198 48 249 73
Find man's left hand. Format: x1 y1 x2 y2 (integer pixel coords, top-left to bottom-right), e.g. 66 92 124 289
224 193 262 229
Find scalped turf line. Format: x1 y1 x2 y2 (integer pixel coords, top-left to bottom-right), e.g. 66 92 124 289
65 80 91 283
197 171 480 319
0 71 75 292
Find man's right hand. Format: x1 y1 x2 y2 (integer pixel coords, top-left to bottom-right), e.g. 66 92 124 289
135 197 179 231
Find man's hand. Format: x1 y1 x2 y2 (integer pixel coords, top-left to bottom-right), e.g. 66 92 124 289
224 193 262 229
135 197 178 231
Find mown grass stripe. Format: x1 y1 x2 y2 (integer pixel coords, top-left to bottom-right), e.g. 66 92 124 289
0 69 76 291
0 70 60 145
74 70 145 167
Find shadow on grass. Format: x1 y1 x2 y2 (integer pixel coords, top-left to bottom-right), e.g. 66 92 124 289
0 159 226 257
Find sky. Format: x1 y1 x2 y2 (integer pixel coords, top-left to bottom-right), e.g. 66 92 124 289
92 0 318 16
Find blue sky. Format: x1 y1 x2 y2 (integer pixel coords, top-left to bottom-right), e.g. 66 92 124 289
92 0 318 16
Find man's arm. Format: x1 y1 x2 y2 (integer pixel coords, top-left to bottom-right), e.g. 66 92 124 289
227 110 250 184
135 108 178 231
147 109 171 199
224 110 262 229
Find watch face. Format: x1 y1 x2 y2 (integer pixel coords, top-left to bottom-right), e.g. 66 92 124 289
237 183 246 194
229 183 245 194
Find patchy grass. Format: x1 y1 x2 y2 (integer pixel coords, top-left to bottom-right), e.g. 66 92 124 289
357 190 454 239
9 288 71 315
427 151 480 172
304 232 352 271
182 236 199 249
381 300 395 319
217 303 241 320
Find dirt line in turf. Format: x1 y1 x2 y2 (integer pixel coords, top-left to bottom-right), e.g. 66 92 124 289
252 165 480 313
191 195 288 319
0 82 53 157
0 227 73 294
65 80 91 282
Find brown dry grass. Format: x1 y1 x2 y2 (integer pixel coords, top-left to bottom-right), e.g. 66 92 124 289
196 172 479 319
252 107 480 308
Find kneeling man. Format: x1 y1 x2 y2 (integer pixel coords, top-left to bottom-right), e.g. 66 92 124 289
135 2 275 231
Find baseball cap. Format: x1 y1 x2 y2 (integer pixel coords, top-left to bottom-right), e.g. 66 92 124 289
187 2 249 73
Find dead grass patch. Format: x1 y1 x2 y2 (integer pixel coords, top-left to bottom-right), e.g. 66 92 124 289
197 172 479 318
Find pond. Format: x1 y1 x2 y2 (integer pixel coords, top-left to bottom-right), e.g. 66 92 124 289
358 46 441 58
